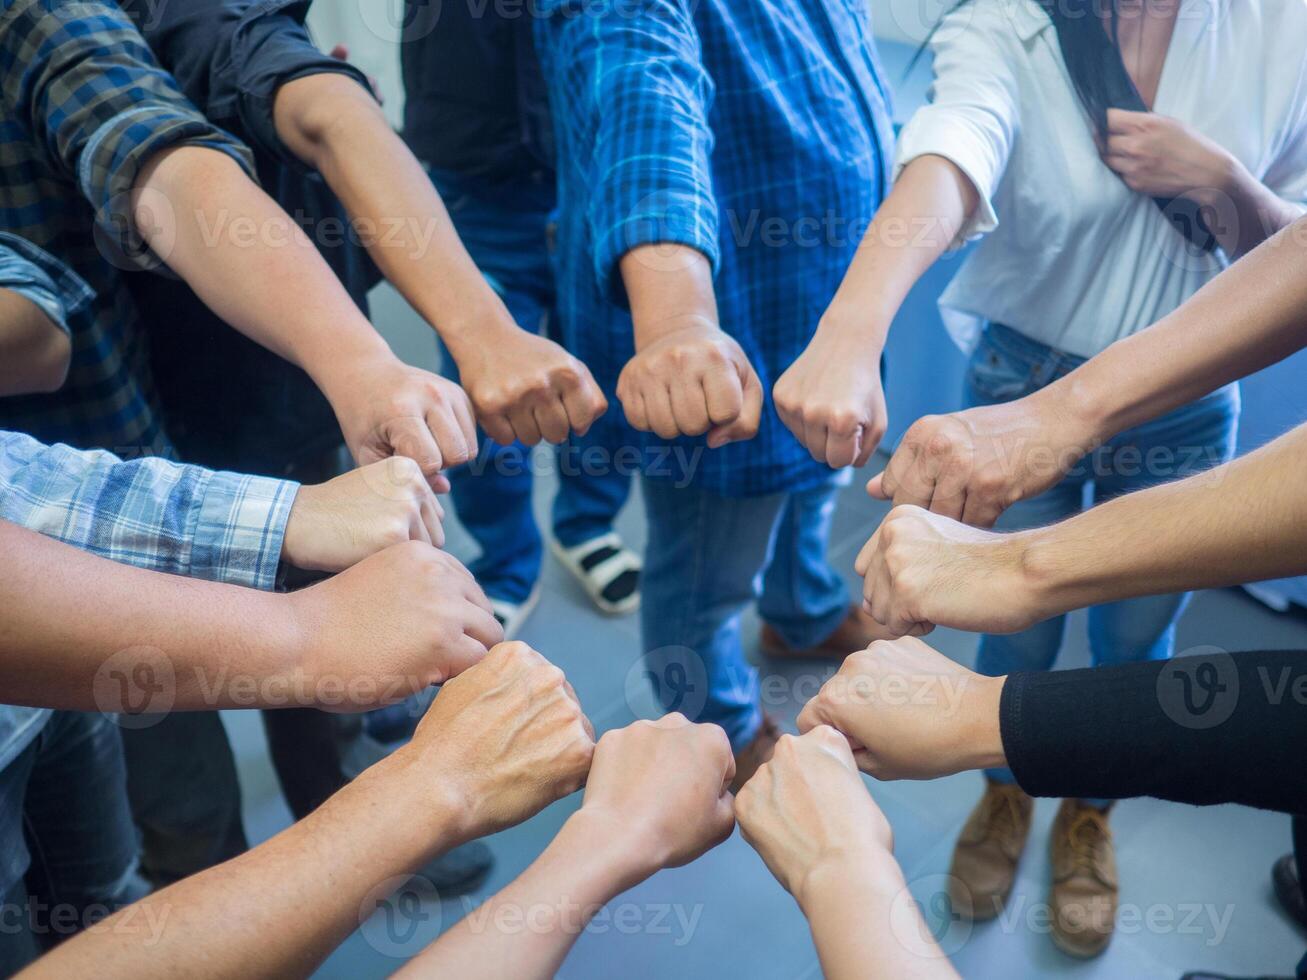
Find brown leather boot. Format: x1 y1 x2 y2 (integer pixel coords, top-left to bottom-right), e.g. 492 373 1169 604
1050 799 1118 958
759 604 897 661
731 715 782 793
948 780 1034 921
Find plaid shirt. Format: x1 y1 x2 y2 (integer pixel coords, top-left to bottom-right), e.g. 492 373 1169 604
0 234 296 771
536 0 893 496
0 0 255 456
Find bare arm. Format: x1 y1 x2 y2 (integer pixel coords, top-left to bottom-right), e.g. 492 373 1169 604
773 154 979 468
0 289 70 395
271 72 606 446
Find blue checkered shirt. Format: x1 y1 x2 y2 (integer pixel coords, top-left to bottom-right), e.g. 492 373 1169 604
536 0 893 496
0 235 296 770
0 0 255 456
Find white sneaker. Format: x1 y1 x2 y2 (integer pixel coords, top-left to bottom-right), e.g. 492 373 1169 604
549 531 641 616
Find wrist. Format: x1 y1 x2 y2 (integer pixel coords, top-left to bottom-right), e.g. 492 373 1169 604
1187 149 1244 210
427 294 520 354
556 807 655 893
631 311 719 351
957 674 1007 772
344 748 468 863
1041 374 1110 454
814 305 892 352
1013 525 1078 622
795 845 903 913
308 333 396 405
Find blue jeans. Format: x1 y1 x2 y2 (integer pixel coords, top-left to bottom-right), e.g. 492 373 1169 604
967 324 1240 800
640 477 849 750
0 711 147 974
428 167 633 603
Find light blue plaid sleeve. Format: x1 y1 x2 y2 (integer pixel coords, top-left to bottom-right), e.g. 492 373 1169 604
536 0 719 306
0 431 297 590
0 233 95 337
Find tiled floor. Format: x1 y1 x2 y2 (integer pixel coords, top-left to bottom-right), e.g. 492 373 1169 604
219 286 1307 978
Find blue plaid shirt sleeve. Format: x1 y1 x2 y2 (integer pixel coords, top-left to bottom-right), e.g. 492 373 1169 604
0 233 94 338
1 0 256 268
0 431 297 591
536 0 719 306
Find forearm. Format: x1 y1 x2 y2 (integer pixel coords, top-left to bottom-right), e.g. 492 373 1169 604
1001 651 1307 813
799 859 957 979
1020 419 1307 615
401 811 645 980
273 73 519 353
132 145 393 399
820 154 978 349
1057 214 1307 442
620 243 719 345
21 750 454 979
0 289 70 395
1 521 301 710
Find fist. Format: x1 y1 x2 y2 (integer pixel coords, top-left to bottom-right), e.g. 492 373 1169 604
287 541 502 708
282 456 445 573
618 318 763 448
797 637 1004 781
854 505 1036 636
450 326 608 446
774 330 887 469
734 727 892 902
411 642 595 839
578 714 736 874
1100 108 1237 203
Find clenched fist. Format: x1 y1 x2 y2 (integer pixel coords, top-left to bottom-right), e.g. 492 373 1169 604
282 456 446 572
618 316 763 448
409 641 596 840
446 324 608 446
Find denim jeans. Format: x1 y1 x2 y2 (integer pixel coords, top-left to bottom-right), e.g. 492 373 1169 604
427 167 634 604
640 477 848 749
966 324 1240 801
0 711 147 974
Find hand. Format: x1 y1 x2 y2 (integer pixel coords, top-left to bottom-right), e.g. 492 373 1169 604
327 353 477 493
282 457 445 572
854 505 1039 636
867 390 1094 527
286 541 502 708
774 325 887 469
734 727 892 904
575 714 736 875
445 323 608 446
405 641 595 840
618 316 763 448
1100 109 1240 205
796 637 1005 780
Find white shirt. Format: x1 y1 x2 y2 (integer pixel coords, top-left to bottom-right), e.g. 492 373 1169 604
896 0 1307 358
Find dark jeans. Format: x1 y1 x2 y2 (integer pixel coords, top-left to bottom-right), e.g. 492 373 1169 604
0 711 147 975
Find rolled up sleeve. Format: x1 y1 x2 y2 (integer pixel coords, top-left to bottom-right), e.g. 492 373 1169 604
0 234 94 337
536 0 719 306
1 0 256 268
893 5 1020 246
0 430 297 591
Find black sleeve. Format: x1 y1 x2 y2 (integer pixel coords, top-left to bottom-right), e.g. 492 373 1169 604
1000 649 1307 814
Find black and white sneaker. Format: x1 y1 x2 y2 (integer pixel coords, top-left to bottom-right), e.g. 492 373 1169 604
549 531 641 615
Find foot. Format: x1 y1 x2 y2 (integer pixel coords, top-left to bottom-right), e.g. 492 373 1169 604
948 779 1033 921
1273 853 1307 930
412 839 494 897
488 582 542 641
1050 799 1118 958
759 604 898 661
550 532 641 616
730 715 783 793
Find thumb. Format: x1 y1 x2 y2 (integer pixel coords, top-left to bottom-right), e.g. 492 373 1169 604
866 471 888 499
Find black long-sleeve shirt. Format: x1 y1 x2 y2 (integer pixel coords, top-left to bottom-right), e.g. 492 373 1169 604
1001 649 1307 814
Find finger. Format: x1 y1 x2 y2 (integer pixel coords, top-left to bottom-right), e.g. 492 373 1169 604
438 632 491 682
621 384 651 433
826 422 863 470
460 578 496 618
408 509 433 547
802 417 830 465
702 364 744 428
795 696 824 734
462 602 505 650
708 366 762 448
926 479 966 522
853 525 880 577
866 471 889 499
533 400 571 445
451 392 479 458
1104 107 1141 134
561 373 607 437
386 417 444 490
507 405 543 446
426 405 470 468
419 493 445 549
961 493 1002 530
644 384 680 440
479 413 517 447
669 377 712 436
868 556 894 629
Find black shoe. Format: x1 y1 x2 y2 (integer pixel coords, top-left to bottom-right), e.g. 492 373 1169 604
412 840 494 896
1273 853 1307 931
